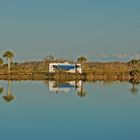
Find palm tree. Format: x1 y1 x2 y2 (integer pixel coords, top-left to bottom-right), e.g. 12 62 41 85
44 55 55 62
77 56 87 64
0 58 4 67
2 51 14 74
3 80 14 102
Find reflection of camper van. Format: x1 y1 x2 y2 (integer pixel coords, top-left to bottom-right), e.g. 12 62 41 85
49 62 82 73
49 81 82 93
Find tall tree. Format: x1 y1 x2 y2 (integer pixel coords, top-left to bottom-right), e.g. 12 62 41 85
2 51 14 74
129 59 139 70
77 56 87 64
44 55 55 62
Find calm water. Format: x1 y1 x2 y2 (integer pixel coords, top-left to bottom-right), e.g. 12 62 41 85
0 80 140 140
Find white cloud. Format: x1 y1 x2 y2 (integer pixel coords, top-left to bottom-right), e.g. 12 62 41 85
92 52 140 60
92 52 128 59
133 53 140 59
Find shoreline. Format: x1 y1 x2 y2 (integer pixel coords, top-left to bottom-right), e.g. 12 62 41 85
0 72 139 81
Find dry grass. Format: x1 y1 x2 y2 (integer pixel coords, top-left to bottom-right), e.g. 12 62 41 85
0 60 140 81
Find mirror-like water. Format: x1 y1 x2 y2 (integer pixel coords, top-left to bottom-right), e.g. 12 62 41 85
0 80 140 140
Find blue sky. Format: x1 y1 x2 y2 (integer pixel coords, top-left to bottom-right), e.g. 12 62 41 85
0 0 140 62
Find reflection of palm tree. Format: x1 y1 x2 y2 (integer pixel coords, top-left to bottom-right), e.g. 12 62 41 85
77 82 87 97
129 86 138 95
3 80 14 102
129 78 139 95
77 90 87 97
0 86 4 94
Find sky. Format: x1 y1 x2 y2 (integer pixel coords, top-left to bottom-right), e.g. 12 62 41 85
0 0 140 62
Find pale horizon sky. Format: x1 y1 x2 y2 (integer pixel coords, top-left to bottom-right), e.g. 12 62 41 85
0 0 140 62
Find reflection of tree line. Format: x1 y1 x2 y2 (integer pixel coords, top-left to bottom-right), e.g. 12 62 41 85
0 80 87 104
101 79 140 95
0 79 139 103
47 79 140 96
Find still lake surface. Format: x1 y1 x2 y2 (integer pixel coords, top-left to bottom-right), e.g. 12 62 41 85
0 80 140 140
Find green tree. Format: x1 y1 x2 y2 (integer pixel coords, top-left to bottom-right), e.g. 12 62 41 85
44 55 55 62
2 51 14 74
128 59 139 78
77 56 87 64
129 59 139 70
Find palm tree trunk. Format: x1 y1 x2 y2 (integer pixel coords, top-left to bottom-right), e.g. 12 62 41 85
7 80 11 96
7 58 11 74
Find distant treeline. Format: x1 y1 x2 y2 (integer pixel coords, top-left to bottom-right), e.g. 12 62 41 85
0 58 140 74
0 52 140 80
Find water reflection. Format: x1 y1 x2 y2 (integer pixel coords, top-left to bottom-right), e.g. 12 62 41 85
0 86 4 94
0 79 140 103
129 78 140 95
77 81 87 97
48 80 87 97
2 80 14 102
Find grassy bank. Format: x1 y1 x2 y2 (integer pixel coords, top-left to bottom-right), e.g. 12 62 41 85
0 59 140 81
